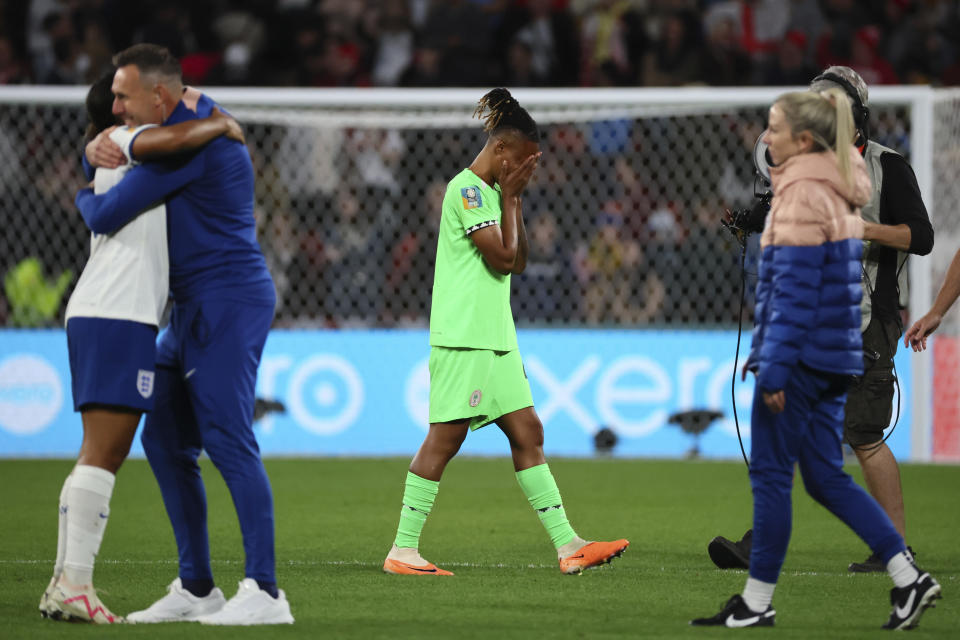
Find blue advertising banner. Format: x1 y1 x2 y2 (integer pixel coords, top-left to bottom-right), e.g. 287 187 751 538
0 329 913 459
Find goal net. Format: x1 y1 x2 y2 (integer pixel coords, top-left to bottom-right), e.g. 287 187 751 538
0 85 954 460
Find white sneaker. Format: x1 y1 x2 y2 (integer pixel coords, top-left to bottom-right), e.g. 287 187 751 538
197 578 294 625
126 578 225 623
45 577 123 623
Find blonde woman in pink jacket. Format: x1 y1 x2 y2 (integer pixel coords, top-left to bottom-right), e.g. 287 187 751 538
692 90 941 630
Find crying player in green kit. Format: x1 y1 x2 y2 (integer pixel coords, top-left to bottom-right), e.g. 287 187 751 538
382 88 629 577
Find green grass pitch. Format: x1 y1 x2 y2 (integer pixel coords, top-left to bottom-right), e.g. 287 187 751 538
1 457 956 638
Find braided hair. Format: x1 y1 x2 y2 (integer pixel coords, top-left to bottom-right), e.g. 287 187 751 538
473 88 539 143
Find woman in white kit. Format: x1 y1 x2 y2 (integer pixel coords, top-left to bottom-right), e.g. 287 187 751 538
39 70 244 624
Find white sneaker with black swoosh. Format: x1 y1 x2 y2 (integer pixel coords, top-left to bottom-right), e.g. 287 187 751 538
690 594 775 628
883 571 941 630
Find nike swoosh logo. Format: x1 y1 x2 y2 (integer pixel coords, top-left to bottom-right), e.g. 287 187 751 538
98 512 109 519
406 565 438 573
568 554 585 559
184 368 197 379
894 589 917 619
726 613 762 628
384 560 440 573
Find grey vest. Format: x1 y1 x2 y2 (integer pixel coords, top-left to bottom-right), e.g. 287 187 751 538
859 141 909 332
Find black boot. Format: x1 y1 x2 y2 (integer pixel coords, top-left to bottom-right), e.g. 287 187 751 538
708 529 752 570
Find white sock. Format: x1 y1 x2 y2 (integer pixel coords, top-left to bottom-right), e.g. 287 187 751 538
388 545 427 565
742 577 776 612
62 465 115 586
556 536 589 559
53 473 72 579
887 550 920 588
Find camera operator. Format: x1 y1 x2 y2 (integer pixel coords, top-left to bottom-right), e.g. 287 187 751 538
711 65 934 573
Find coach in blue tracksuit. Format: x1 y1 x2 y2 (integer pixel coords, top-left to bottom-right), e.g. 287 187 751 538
691 89 939 630
76 44 292 626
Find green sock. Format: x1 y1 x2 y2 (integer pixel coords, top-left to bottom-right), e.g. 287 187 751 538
393 471 439 549
516 463 577 549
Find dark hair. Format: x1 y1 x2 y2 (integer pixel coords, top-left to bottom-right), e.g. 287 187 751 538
112 43 181 82
474 88 539 143
85 68 118 141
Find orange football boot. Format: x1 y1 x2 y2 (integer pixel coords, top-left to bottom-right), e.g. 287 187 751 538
383 558 454 576
383 545 454 576
559 539 629 574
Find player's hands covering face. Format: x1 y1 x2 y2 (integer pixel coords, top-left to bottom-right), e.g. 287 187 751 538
500 152 540 198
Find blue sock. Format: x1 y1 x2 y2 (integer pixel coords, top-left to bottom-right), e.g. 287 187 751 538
256 580 279 598
180 577 214 598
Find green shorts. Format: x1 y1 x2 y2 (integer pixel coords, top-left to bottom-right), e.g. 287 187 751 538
428 346 534 430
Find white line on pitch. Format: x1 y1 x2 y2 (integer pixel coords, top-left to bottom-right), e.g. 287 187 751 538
2 558 937 578
0 558 557 569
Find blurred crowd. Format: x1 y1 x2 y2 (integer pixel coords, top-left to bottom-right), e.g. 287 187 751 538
1 0 959 88
0 0 949 329
247 118 757 328
1 99 780 328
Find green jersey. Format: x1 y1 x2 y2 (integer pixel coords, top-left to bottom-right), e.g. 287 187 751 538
429 168 518 351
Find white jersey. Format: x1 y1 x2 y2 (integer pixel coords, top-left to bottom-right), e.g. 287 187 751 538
65 124 169 327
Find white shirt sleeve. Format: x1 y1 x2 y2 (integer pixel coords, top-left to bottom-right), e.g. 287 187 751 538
108 124 158 164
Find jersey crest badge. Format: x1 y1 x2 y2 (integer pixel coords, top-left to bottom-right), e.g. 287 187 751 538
137 369 155 399
469 389 482 407
461 186 482 209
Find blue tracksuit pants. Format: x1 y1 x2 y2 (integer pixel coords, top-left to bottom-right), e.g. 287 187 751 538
748 365 905 584
141 297 276 584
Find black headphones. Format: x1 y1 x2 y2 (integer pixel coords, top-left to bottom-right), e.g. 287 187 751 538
812 71 871 143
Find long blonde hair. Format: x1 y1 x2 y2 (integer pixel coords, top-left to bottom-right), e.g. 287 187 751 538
775 88 856 188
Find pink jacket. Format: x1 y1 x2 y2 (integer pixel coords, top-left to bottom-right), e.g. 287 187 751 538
761 145 870 249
